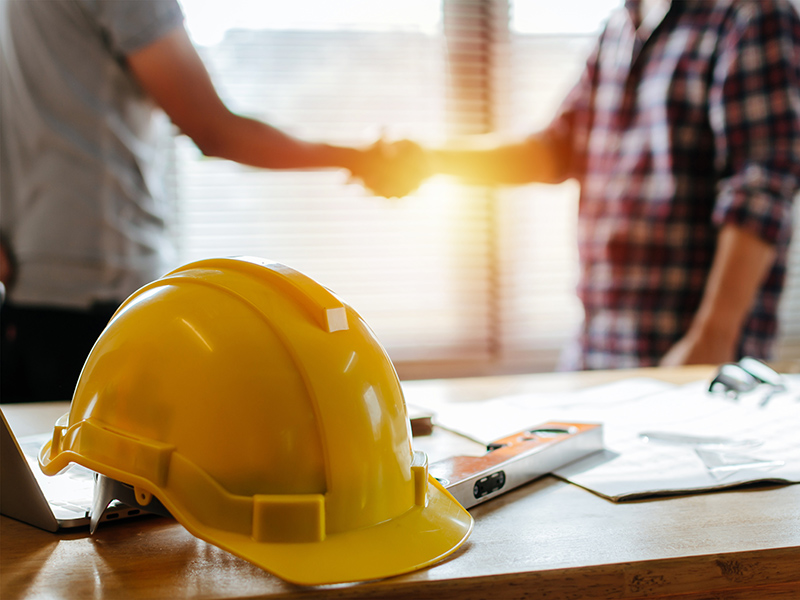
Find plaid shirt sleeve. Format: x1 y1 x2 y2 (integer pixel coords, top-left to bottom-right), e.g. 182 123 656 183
710 0 800 246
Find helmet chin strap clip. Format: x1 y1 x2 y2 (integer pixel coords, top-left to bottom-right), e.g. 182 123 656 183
90 474 172 534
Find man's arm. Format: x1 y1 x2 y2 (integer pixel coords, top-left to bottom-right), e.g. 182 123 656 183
425 30 603 188
125 26 363 172
660 224 776 366
378 30 601 193
427 133 568 186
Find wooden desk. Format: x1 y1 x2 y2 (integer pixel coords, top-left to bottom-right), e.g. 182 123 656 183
3 366 800 599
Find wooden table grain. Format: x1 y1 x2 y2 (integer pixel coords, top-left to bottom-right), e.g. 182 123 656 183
3 366 800 600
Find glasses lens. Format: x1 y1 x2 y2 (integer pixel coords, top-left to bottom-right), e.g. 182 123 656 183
708 363 759 396
737 356 783 387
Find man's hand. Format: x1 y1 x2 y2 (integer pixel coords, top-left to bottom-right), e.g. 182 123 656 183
351 139 431 199
659 327 738 367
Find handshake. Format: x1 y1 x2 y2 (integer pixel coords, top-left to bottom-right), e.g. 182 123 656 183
349 139 433 199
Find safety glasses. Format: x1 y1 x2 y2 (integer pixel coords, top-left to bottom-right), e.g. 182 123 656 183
708 357 787 405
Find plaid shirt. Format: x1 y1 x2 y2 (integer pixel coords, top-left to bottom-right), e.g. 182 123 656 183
547 0 800 369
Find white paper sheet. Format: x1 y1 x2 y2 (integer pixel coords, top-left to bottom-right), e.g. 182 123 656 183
414 376 800 501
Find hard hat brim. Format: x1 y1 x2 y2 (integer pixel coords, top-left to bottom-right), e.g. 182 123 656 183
40 412 473 586
179 475 472 586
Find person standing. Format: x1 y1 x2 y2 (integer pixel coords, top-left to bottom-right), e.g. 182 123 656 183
399 0 800 369
0 0 421 401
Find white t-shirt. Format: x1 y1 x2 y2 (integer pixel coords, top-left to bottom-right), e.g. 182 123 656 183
0 0 184 309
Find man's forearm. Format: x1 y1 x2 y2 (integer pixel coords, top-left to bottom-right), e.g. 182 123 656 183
694 224 776 339
661 224 777 365
428 133 567 186
127 26 362 173
195 112 361 171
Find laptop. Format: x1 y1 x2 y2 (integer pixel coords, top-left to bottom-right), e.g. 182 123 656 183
0 408 148 531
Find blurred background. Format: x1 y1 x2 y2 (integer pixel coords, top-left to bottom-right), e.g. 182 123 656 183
165 0 800 379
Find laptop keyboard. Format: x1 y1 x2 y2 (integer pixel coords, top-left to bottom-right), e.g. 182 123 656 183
19 435 95 513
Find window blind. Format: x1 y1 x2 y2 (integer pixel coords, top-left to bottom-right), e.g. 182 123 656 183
494 32 597 372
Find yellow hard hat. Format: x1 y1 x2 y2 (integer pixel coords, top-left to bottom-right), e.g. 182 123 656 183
39 257 472 585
